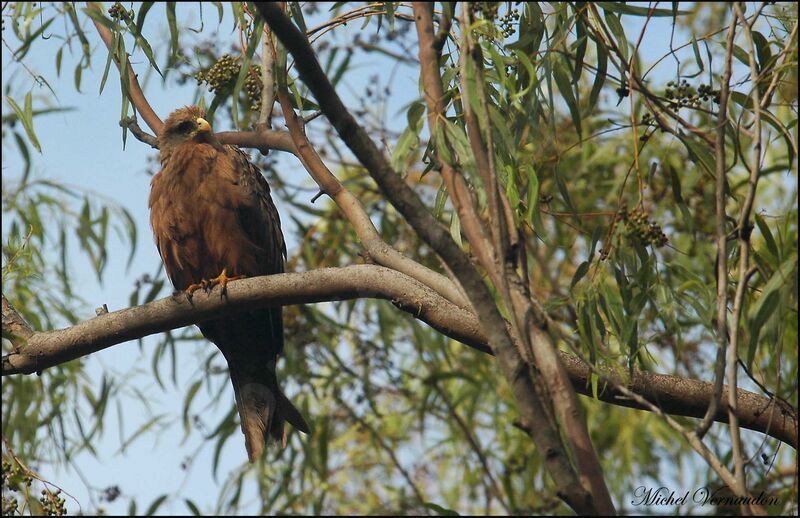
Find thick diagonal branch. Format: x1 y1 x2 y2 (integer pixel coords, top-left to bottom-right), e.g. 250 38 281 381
256 3 605 513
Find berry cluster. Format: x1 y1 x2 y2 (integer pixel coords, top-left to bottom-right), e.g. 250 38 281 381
245 64 263 112
2 458 68 516
498 8 521 38
665 80 720 107
469 3 520 38
620 207 668 247
108 2 133 21
195 55 264 111
2 457 30 516
195 54 239 92
39 489 67 516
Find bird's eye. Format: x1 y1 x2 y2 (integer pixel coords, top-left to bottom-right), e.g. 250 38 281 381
175 120 195 134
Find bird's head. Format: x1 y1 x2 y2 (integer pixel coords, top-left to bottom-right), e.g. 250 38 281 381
158 106 219 154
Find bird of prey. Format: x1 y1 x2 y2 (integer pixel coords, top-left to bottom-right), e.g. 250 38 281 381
149 106 309 461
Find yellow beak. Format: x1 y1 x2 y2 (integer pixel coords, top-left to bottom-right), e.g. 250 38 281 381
196 117 212 134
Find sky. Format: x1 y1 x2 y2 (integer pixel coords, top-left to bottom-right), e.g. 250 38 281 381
1 2 790 515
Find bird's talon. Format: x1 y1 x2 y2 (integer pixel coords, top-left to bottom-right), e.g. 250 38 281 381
184 282 204 302
207 268 246 298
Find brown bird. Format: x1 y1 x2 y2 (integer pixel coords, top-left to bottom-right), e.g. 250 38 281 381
149 106 309 461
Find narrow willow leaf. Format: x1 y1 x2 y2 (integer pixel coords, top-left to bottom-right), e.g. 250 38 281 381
755 213 779 262
597 2 690 16
678 135 715 176
552 59 582 136
588 38 607 113
604 12 628 64
166 2 179 65
98 29 117 95
144 495 168 516
571 261 590 290
573 19 587 83
391 127 417 171
5 94 41 152
691 36 705 73
290 1 308 33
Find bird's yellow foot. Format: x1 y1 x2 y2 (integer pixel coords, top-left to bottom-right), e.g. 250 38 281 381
183 282 206 302
207 268 246 297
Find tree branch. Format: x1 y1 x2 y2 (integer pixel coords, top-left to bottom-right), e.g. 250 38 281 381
1 266 487 376
698 7 737 439
2 267 795 449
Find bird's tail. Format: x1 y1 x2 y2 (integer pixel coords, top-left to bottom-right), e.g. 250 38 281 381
228 364 310 462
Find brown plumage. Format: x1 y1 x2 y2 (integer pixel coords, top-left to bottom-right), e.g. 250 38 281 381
149 106 308 461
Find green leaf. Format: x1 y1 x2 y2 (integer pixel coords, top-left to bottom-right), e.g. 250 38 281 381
524 163 540 225
579 302 599 362
511 50 537 107
74 62 83 92
597 2 690 16
604 12 629 64
678 134 714 176
422 502 460 516
182 379 203 439
571 261 590 290
135 2 155 35
507 2 543 54
166 2 179 65
755 214 779 262
552 58 582 136
184 499 202 516
5 94 41 152
210 2 224 24
330 49 353 87
573 19 587 84
751 30 772 72
391 127 418 171
588 38 607 113
691 36 705 74
433 182 449 219
98 29 117 95
406 100 425 131
732 44 750 67
449 211 462 247
13 17 55 60
55 47 63 76
289 1 308 33
82 6 115 29
144 495 168 516
125 3 162 77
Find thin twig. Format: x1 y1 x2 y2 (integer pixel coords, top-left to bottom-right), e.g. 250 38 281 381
728 2 768 500
86 3 163 135
120 117 158 148
697 10 738 439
